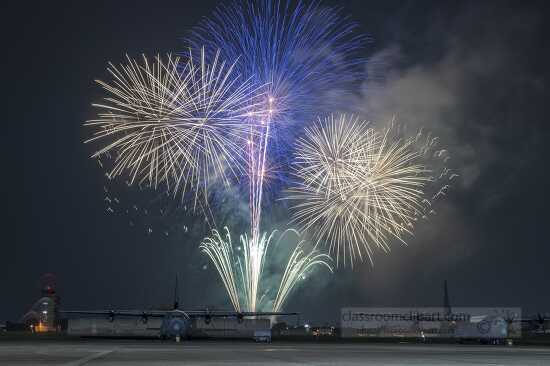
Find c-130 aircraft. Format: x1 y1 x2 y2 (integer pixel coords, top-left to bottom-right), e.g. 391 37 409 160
60 277 298 340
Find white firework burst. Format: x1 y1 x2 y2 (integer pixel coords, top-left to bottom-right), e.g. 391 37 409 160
286 115 442 267
85 48 263 208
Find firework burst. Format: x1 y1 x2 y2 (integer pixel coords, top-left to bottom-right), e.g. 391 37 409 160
285 115 446 267
187 0 366 184
85 49 263 208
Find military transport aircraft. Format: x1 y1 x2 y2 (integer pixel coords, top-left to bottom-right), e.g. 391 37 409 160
60 277 298 340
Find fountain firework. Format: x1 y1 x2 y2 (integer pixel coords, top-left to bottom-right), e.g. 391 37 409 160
200 227 332 312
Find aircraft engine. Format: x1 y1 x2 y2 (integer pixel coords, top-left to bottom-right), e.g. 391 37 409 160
161 317 189 340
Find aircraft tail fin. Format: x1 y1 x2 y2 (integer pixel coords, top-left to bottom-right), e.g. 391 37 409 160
173 274 179 310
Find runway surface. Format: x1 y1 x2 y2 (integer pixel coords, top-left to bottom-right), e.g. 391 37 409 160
1 340 550 365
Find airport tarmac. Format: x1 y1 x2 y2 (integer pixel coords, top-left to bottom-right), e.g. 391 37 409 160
1 339 550 365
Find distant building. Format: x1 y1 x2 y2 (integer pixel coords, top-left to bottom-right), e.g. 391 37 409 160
20 274 61 332
277 325 311 337
312 326 335 337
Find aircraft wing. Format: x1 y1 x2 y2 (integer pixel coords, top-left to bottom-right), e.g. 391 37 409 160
60 309 298 319
184 310 299 318
60 310 169 318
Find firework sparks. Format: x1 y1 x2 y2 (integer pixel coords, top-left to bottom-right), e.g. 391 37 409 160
285 115 447 267
85 49 263 209
200 227 332 312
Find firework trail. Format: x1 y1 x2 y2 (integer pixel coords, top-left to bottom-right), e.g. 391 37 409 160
285 114 448 267
85 49 264 211
244 97 274 258
200 227 332 312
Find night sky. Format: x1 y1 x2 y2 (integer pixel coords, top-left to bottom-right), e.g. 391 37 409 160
3 0 550 324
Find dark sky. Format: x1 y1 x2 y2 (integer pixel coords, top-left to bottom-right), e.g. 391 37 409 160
3 0 550 324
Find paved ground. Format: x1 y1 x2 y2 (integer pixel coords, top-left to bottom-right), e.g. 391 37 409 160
1 340 550 365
